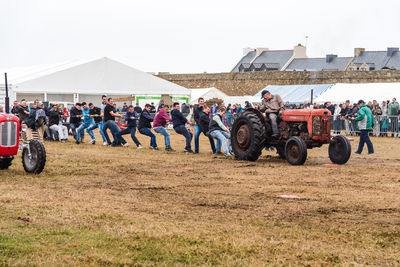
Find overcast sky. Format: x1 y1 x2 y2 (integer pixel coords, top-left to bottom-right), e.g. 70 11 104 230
1 0 400 74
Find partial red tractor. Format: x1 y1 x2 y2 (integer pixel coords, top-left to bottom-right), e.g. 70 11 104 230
231 108 351 165
0 113 46 174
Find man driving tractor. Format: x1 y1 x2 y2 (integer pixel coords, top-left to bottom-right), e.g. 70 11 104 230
258 90 284 138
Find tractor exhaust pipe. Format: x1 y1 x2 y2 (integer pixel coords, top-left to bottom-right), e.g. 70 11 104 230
4 73 10 114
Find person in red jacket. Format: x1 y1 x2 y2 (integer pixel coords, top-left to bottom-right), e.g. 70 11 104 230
153 105 174 151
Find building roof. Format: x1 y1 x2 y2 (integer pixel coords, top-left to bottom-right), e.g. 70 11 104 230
352 51 390 70
385 51 400 70
231 51 257 72
3 57 190 96
252 50 294 70
286 57 352 71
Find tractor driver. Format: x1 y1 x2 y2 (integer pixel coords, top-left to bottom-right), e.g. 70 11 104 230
258 90 284 138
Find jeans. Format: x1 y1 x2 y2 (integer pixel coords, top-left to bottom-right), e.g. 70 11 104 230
120 126 141 146
70 122 83 139
139 128 157 148
100 121 111 144
333 118 341 134
356 130 374 154
104 120 126 146
174 125 192 150
210 130 231 153
86 122 107 142
50 124 68 140
194 125 216 152
77 122 92 142
227 116 234 128
153 126 171 148
269 113 278 135
390 117 399 137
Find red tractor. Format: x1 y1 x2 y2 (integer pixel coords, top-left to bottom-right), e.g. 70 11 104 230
0 113 46 174
231 108 351 165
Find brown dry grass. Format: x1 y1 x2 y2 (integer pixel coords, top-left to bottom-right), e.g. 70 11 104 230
1 132 400 266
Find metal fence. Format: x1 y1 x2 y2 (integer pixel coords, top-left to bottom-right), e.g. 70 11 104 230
331 115 399 137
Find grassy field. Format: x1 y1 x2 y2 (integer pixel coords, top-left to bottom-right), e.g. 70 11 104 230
1 132 400 266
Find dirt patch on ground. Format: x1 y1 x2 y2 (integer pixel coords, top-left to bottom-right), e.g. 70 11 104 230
0 133 399 265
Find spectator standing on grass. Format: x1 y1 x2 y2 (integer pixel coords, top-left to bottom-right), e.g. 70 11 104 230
171 102 194 153
226 104 234 127
388 98 399 137
121 103 129 112
113 103 120 112
211 102 218 115
153 105 174 151
150 102 156 114
245 101 252 109
353 100 374 155
120 105 143 148
48 104 68 142
199 105 217 154
138 104 158 150
69 103 84 141
381 101 388 115
381 114 389 136
209 107 232 157
86 103 107 145
76 102 93 144
103 98 128 147
284 101 292 109
333 104 341 134
35 102 47 142
371 104 382 137
193 97 216 154
134 103 142 114
11 101 19 115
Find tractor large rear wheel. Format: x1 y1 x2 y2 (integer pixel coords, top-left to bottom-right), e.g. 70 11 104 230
0 157 13 170
232 111 265 161
329 135 351 164
22 139 46 174
285 136 307 165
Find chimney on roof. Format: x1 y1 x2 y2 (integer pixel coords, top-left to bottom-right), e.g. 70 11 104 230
293 44 307 58
387 47 399 56
256 47 269 57
326 54 337 63
243 47 255 56
354 48 365 57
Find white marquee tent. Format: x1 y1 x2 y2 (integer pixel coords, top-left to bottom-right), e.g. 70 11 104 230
1 57 190 107
189 87 228 104
315 83 400 104
223 96 261 107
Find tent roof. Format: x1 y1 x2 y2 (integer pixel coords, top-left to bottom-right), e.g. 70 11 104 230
189 87 228 104
3 57 190 96
224 96 261 106
254 84 334 104
315 83 400 104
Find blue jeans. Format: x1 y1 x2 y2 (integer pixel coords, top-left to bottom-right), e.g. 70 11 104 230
356 130 374 154
100 121 111 144
139 128 157 148
174 125 192 150
210 130 231 153
120 126 141 146
86 122 107 142
194 125 216 152
77 122 92 142
104 120 126 146
153 126 171 148
70 122 84 139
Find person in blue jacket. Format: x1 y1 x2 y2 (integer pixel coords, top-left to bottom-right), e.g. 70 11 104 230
120 105 142 148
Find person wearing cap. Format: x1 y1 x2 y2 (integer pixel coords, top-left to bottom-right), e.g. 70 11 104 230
352 100 374 155
258 90 284 138
70 102 84 141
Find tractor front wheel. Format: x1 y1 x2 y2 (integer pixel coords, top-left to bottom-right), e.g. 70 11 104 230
22 139 46 174
285 136 307 165
329 135 351 164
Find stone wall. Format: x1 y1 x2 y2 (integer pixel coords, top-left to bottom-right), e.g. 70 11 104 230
158 70 400 96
